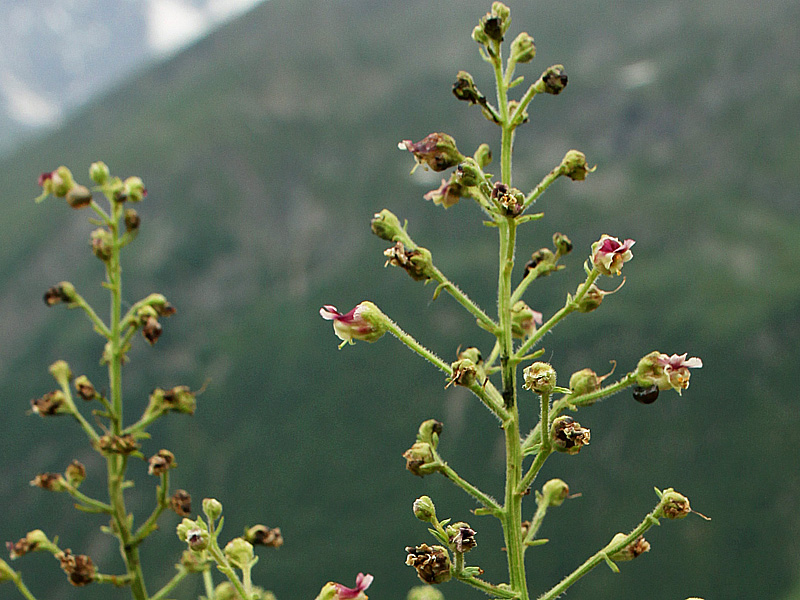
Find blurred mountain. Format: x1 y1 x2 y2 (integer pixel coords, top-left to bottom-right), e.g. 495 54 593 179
0 0 798 599
0 0 265 155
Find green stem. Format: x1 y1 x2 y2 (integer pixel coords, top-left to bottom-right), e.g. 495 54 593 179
64 483 113 513
203 569 216 600
430 265 498 332
516 268 600 359
433 450 502 514
150 567 191 600
67 291 111 339
501 407 528 600
131 472 171 546
207 543 248 600
383 320 451 374
522 499 549 547
455 572 520 599
537 501 664 600
94 573 135 586
522 164 564 210
9 573 38 600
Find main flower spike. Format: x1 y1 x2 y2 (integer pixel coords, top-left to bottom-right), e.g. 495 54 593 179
320 302 388 348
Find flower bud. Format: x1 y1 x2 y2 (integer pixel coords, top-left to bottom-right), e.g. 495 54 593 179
399 133 465 172
121 176 147 202
74 375 96 401
510 32 536 63
90 228 113 262
31 390 69 416
66 185 92 209
65 460 86 487
244 524 284 548
407 586 445 600
540 478 570 507
124 208 141 234
575 283 605 312
148 385 197 417
179 549 208 573
148 449 176 475
177 519 209 551
171 490 192 517
224 537 254 569
471 25 490 45
43 282 77 306
48 360 72 386
452 71 484 105
552 232 573 257
608 533 650 561
524 248 557 278
447 523 476 553
320 302 389 347
510 301 543 338
412 496 437 523
202 497 223 522
89 161 110 185
403 442 439 477
6 530 55 558
423 176 466 209
522 362 557 395
43 166 76 197
477 2 511 42
559 150 595 181
31 473 67 492
540 65 568 94
551 416 590 454
416 419 443 447
590 235 635 276
569 368 601 397
448 353 483 388
371 209 405 242
405 544 452 584
56 549 96 586
658 489 691 519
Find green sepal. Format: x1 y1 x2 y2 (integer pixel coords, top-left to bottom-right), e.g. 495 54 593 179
460 566 484 577
516 212 544 224
525 538 549 547
73 503 107 514
508 76 524 88
483 220 499 228
603 553 620 573
428 528 450 546
432 282 447 301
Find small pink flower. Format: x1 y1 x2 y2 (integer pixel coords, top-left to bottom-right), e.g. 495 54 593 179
657 353 703 394
334 573 374 599
398 133 464 172
423 178 463 208
320 302 387 347
591 235 635 276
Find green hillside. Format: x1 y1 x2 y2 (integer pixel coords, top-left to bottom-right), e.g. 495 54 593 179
0 0 798 599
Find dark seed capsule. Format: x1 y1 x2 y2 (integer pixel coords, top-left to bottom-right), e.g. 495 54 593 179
632 385 659 404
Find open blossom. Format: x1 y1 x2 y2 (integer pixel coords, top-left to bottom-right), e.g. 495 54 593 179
320 302 387 348
315 573 373 600
590 235 635 276
657 353 703 393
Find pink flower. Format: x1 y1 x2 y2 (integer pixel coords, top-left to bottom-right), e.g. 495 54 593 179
334 573 374 599
590 235 635 276
320 302 387 348
657 353 703 394
398 133 465 172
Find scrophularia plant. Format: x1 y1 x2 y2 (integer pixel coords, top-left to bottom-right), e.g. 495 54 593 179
2 164 372 600
322 4 706 600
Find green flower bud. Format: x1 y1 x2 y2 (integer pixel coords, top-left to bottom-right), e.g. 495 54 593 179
478 2 511 42
49 359 72 386
412 496 437 523
179 549 208 573
569 368 601 396
403 442 439 477
124 208 140 234
540 478 570 507
539 65 568 95
90 228 113 261
371 209 405 242
452 71 484 105
74 375 96 401
608 533 650 561
224 538 255 570
510 32 536 63
202 497 223 522
66 185 92 209
416 419 443 447
145 386 198 418
522 362 557 395
658 489 692 520
121 176 147 202
551 416 590 454
559 149 595 181
553 232 573 257
244 524 284 547
65 460 86 487
523 248 557 278
510 300 542 338
184 527 209 552
52 166 75 197
575 283 604 312
89 161 110 185
405 544 452 584
471 25 490 45
383 243 435 281
407 586 445 600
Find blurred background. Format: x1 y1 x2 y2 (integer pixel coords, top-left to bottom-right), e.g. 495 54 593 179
0 0 798 599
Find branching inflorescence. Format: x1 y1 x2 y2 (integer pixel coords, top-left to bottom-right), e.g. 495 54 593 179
322 4 706 600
